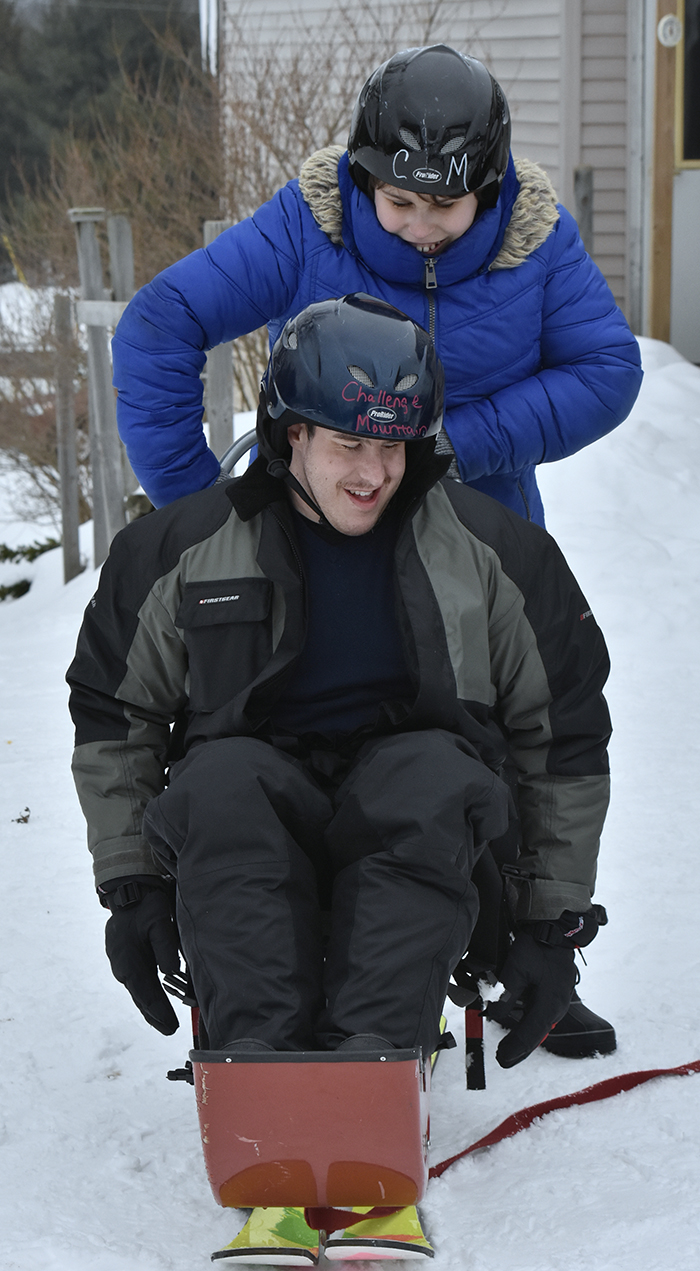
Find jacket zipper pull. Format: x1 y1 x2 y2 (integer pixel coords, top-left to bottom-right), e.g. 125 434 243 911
424 258 437 290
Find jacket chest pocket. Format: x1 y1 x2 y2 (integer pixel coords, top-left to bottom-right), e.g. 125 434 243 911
175 578 273 712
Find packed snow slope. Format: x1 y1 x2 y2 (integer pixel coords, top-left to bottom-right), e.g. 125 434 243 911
1 337 700 1271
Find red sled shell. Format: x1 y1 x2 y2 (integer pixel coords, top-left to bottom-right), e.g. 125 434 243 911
190 1047 430 1208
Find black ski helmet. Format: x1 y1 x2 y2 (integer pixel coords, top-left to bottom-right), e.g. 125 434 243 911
348 44 510 204
259 293 443 464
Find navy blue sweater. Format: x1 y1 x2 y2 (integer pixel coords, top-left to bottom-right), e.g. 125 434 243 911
271 510 413 738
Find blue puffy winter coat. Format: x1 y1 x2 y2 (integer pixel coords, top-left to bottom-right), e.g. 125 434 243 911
112 148 642 521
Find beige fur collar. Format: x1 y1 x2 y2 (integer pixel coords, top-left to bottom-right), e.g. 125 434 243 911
490 157 559 269
298 144 346 244
298 146 559 268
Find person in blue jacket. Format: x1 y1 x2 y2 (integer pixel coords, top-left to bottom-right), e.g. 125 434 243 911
112 44 642 524
111 45 634 1061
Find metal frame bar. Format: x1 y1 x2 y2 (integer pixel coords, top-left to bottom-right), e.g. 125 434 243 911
220 429 256 474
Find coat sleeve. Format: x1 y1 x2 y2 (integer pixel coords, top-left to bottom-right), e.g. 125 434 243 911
485 514 612 920
67 525 189 885
445 208 643 481
111 183 309 508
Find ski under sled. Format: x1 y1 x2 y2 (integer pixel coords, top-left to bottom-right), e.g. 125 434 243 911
212 1203 434 1263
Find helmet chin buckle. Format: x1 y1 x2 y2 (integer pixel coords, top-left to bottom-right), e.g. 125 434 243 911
266 458 289 481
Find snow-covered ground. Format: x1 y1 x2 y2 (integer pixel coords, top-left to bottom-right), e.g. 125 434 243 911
2 338 700 1270
0 282 58 349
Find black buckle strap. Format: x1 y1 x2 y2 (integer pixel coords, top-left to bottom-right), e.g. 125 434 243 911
111 880 143 909
98 879 144 910
97 875 169 910
530 918 567 946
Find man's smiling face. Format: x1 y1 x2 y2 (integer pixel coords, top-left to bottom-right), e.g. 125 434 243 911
287 423 406 535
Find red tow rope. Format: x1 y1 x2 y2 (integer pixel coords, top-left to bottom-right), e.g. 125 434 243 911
429 1056 700 1180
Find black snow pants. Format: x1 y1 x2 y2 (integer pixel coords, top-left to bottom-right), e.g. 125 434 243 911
142 729 509 1053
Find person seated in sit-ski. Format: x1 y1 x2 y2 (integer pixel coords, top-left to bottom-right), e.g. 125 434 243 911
68 295 612 1263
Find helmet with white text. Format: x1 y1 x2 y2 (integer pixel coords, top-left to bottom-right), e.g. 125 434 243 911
347 44 510 206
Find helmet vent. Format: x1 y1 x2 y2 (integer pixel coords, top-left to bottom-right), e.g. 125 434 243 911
394 372 418 392
440 135 466 154
399 127 422 151
347 364 375 388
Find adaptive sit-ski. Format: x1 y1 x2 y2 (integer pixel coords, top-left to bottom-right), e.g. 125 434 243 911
167 1001 436 1263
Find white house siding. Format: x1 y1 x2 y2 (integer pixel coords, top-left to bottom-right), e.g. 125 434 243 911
429 1 565 193
448 0 630 310
580 0 629 309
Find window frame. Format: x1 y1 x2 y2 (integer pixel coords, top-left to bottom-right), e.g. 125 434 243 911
675 0 700 167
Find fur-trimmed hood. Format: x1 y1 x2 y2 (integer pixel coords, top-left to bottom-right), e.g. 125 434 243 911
299 144 559 270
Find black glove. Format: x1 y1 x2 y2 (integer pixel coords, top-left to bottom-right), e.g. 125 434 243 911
485 931 577 1068
100 876 180 1035
485 905 607 1068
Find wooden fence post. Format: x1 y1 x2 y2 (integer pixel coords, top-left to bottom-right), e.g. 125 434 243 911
107 213 139 499
53 293 82 583
203 220 234 458
107 214 135 302
649 0 678 342
68 207 126 565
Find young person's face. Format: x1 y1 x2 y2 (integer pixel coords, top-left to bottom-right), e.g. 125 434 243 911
287 424 406 536
374 184 479 254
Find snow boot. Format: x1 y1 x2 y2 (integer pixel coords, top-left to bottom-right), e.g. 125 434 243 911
211 1207 320 1264
542 990 616 1058
336 1033 395 1051
221 1038 276 1054
323 1205 434 1261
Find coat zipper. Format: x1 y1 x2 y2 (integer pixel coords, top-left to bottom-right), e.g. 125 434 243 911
424 257 437 342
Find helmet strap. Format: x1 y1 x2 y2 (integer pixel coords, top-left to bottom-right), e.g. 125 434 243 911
266 458 328 525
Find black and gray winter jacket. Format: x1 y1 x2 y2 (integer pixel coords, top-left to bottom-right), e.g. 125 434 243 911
68 459 611 921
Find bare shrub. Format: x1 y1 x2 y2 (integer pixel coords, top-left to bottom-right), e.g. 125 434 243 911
1 30 221 519
0 299 91 527
3 32 221 292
